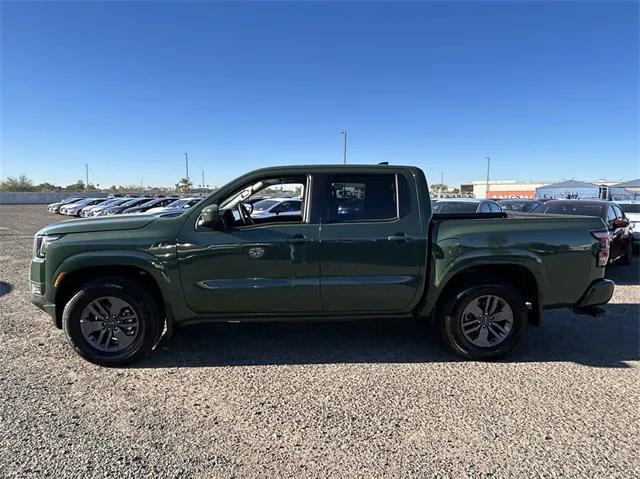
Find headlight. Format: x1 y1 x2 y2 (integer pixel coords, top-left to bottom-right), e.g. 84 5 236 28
33 235 61 258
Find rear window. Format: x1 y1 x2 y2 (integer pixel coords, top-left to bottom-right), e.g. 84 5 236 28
432 201 479 214
499 201 531 211
619 204 640 214
530 203 604 217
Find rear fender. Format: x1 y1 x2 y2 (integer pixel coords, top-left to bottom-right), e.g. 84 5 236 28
420 248 546 319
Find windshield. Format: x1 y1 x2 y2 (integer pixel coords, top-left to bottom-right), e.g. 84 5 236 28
252 199 278 212
530 202 604 217
120 198 149 207
619 204 640 214
105 198 131 207
166 199 188 208
432 201 479 214
137 199 161 208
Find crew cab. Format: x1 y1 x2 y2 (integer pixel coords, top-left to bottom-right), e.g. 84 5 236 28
30 165 615 366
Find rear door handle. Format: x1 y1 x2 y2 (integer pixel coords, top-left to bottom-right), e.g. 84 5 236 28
387 233 410 243
288 234 311 243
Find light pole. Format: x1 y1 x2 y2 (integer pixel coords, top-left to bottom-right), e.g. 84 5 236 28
485 156 491 198
341 130 347 164
201 169 205 193
184 153 190 194
85 163 89 187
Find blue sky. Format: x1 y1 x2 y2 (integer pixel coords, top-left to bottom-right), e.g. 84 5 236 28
1 1 638 188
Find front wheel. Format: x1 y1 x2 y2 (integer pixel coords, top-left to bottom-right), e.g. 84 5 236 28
440 278 527 360
62 277 163 366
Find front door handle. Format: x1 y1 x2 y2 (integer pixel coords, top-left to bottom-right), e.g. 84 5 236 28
387 233 410 243
288 234 311 243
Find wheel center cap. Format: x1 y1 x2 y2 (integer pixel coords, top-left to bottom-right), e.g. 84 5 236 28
105 319 117 328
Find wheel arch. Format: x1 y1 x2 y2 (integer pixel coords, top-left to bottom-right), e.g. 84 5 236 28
426 263 542 327
54 264 167 330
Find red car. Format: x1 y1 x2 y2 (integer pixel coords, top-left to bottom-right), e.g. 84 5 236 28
529 200 633 265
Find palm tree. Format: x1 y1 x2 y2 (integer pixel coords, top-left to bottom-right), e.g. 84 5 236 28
175 177 193 194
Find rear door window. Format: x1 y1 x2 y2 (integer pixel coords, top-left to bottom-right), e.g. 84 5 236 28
328 174 398 222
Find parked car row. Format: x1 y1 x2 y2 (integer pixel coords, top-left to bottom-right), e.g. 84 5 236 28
431 197 635 265
47 196 203 217
46 197 84 214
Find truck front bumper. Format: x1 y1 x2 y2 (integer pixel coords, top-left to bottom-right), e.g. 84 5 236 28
30 256 59 327
571 278 615 315
31 290 57 324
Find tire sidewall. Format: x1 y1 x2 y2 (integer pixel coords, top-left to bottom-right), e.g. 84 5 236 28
62 278 160 367
442 282 526 360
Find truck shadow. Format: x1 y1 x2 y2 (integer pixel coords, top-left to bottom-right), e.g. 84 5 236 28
606 254 640 285
141 303 639 369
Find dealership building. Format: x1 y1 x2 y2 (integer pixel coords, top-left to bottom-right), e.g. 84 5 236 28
461 179 630 199
461 180 553 199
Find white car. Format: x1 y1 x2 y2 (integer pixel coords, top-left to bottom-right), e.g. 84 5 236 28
250 198 302 220
87 198 134 217
617 200 640 249
60 198 108 216
47 197 83 213
79 198 122 217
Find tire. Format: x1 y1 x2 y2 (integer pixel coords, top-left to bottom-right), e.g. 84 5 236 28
62 277 163 367
440 277 527 360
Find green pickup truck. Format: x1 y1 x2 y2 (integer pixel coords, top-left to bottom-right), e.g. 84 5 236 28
30 165 614 366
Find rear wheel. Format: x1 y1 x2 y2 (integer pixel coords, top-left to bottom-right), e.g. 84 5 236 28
440 278 527 360
62 277 162 366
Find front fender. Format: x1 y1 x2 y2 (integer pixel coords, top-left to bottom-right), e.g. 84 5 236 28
54 249 174 291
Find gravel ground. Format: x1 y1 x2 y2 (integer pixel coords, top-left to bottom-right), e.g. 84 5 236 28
0 205 638 478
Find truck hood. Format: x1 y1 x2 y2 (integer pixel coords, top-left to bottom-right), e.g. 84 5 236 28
38 215 156 235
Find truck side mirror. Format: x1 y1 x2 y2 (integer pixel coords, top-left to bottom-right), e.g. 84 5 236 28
199 204 220 227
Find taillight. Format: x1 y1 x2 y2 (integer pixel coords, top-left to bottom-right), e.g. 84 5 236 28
591 231 610 267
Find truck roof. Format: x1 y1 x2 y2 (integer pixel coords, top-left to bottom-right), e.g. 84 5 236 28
245 164 421 175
